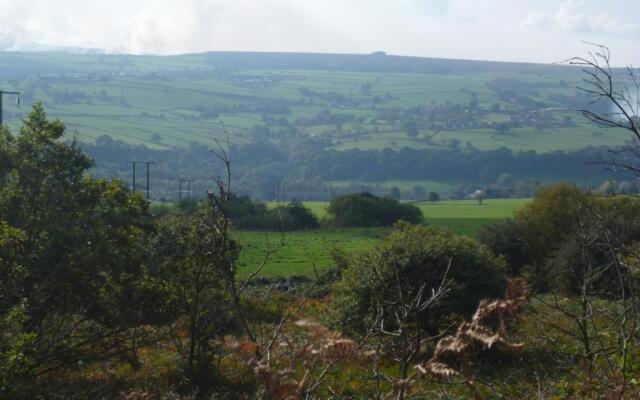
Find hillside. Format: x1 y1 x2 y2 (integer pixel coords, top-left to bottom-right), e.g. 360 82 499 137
0 51 633 201
0 51 628 152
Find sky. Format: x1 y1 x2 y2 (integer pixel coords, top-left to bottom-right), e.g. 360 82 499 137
0 0 637 65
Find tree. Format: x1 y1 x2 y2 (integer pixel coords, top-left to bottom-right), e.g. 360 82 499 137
496 173 515 187
327 192 423 227
563 44 640 175
388 186 401 199
533 200 640 393
404 120 418 138
281 199 319 229
330 223 506 335
412 185 426 200
469 189 485 205
514 183 591 289
428 191 440 203
495 122 511 135
0 104 167 380
598 179 617 196
476 219 529 276
155 209 239 386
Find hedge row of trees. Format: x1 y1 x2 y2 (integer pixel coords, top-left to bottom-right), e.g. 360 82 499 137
164 192 423 230
82 133 626 200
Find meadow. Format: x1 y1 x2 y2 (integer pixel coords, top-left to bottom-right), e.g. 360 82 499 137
236 198 529 276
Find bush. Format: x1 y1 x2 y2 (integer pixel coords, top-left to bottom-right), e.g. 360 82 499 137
229 196 319 231
282 199 320 229
513 183 640 293
329 223 506 335
327 192 423 227
475 219 529 276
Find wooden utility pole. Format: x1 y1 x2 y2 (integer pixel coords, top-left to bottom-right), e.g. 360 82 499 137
177 177 193 201
129 161 154 199
129 161 137 192
145 161 153 200
0 90 20 125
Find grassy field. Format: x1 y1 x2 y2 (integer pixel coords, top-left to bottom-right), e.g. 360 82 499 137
0 51 630 153
237 198 530 276
234 228 388 277
419 198 529 234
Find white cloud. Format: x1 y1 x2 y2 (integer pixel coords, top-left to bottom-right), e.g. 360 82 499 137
0 0 636 65
519 11 552 31
414 0 452 16
520 0 636 35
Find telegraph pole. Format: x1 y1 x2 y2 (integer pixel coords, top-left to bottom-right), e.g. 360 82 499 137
129 161 137 192
129 161 154 199
145 162 152 200
0 90 20 125
178 177 193 201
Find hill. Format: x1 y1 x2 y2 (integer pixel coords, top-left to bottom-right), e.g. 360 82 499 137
0 51 628 151
0 51 632 200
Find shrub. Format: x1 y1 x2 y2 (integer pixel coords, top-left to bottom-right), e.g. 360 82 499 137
514 183 640 293
230 197 319 231
329 223 506 335
475 219 529 276
327 192 423 227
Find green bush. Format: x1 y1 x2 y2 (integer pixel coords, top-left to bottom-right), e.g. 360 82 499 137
230 196 319 231
513 183 640 293
329 223 506 335
475 219 529 276
327 192 423 227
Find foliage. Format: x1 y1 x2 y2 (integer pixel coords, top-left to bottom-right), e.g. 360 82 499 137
225 319 373 399
514 183 640 292
0 104 167 380
329 223 506 335
327 192 423 227
0 303 36 400
476 218 529 276
410 279 530 398
155 206 240 387
229 196 319 230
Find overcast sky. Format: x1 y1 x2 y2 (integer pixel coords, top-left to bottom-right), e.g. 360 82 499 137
0 0 637 65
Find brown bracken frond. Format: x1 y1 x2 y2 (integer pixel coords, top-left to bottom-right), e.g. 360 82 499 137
225 319 374 399
418 278 529 381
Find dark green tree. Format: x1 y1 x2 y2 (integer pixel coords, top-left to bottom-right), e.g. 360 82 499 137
0 104 167 380
155 206 239 387
330 223 505 335
281 199 319 229
327 192 423 227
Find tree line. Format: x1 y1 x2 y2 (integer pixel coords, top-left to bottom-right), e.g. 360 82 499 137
81 133 628 201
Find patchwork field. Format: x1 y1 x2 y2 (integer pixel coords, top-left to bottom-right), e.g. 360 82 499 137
0 51 629 153
237 198 530 276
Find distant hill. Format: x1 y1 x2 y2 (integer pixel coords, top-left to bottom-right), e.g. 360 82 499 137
0 50 628 152
0 50 633 201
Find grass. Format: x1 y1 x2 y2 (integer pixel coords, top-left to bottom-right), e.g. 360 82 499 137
234 228 388 277
417 198 529 219
238 198 530 276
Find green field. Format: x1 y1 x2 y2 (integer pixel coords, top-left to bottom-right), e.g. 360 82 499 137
234 228 388 277
0 51 630 153
237 198 529 276
419 198 529 234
